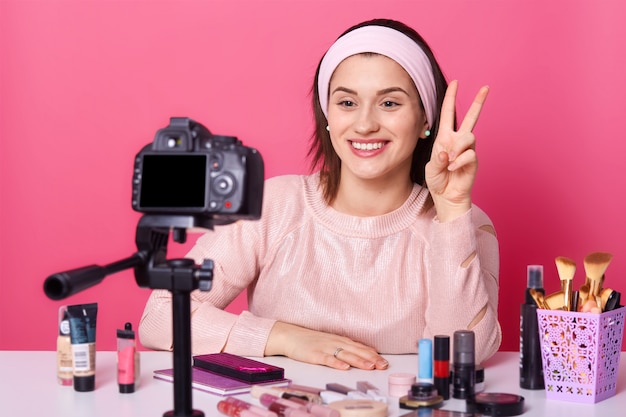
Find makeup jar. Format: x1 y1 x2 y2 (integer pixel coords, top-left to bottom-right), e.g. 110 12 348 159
388 373 416 397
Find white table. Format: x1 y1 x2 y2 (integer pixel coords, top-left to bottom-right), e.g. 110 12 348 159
1 351 625 416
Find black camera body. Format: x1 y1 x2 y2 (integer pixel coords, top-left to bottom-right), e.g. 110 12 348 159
131 117 264 225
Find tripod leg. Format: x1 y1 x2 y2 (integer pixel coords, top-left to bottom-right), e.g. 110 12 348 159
164 289 205 417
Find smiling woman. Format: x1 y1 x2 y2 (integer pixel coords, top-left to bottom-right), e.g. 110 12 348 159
326 53 426 215
138 18 502 370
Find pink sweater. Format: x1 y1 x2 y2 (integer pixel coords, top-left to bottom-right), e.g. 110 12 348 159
139 174 501 363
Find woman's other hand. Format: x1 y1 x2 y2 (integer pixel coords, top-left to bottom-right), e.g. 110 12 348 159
265 321 389 370
425 80 489 222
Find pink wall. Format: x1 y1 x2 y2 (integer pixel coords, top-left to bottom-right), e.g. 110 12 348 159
1 1 625 353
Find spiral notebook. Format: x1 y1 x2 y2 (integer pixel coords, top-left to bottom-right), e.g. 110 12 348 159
153 366 290 396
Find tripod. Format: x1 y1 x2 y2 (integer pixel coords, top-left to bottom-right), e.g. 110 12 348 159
44 214 218 417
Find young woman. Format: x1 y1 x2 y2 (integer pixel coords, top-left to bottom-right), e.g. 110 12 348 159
139 18 501 370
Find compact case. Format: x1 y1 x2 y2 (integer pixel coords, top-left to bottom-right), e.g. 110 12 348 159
192 352 284 382
467 393 525 416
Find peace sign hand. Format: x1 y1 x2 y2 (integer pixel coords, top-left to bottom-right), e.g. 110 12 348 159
425 80 489 222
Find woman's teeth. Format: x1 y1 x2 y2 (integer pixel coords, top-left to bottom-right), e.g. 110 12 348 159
351 141 384 150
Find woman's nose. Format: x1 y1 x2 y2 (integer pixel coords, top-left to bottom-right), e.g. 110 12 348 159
353 107 380 134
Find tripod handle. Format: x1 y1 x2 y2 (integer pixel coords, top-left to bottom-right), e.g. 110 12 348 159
43 252 148 300
43 265 106 300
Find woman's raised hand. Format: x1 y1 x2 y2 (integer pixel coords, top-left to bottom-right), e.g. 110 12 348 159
425 80 489 222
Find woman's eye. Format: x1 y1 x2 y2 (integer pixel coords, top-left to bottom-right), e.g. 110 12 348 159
382 101 399 108
339 100 355 107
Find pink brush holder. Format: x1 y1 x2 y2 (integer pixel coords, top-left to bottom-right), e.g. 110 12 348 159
536 307 625 403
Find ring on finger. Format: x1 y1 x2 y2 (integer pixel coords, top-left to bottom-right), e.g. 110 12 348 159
333 347 344 358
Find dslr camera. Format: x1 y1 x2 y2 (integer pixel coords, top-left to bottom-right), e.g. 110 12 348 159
131 117 264 225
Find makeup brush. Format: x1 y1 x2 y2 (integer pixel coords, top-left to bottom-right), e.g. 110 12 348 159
529 288 549 309
555 256 576 311
544 291 567 310
583 252 613 310
571 290 580 312
578 284 590 310
599 288 614 312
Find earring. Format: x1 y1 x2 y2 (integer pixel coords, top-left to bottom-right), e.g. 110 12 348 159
424 129 431 137
326 125 330 132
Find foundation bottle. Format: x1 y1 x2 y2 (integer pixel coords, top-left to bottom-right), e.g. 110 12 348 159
57 306 73 386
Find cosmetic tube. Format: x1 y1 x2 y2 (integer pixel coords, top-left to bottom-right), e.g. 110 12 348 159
260 393 307 411
433 335 450 400
519 265 545 390
268 401 315 417
325 383 371 399
117 322 139 393
418 338 433 383
218 399 275 417
56 306 73 386
219 398 278 417
275 395 341 417
67 302 98 392
320 390 347 404
452 330 475 400
287 384 324 395
251 385 323 404
355 381 387 403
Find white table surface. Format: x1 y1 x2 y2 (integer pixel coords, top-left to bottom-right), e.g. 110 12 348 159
1 350 625 416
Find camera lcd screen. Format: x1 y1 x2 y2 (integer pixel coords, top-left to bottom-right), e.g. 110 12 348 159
139 154 207 208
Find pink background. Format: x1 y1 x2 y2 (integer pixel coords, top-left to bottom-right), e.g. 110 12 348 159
1 1 625 353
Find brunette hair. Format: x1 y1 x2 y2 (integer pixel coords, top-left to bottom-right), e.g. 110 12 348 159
308 18 450 204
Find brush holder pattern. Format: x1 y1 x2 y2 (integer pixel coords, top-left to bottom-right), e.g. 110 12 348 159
536 307 625 403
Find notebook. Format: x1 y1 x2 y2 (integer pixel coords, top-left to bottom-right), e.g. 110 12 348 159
153 366 290 396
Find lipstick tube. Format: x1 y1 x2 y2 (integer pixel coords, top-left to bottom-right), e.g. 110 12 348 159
433 335 450 400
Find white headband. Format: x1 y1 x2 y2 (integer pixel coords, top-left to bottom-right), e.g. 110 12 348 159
318 25 437 127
